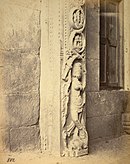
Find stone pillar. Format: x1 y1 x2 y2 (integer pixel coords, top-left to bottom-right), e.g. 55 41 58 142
40 0 61 156
124 0 130 90
40 0 88 157
122 0 130 135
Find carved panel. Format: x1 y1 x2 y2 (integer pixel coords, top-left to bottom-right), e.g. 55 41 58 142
61 0 88 157
69 7 85 30
69 31 86 53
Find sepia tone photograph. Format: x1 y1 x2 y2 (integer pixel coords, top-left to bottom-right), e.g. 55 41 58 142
0 0 130 163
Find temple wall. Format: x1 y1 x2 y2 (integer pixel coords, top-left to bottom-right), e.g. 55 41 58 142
0 0 129 155
0 0 41 152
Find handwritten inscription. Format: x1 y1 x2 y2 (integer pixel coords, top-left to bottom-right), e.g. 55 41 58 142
7 158 15 162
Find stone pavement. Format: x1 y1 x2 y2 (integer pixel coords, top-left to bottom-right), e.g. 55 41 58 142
0 135 130 164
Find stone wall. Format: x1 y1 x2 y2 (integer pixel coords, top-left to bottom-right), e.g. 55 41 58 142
0 0 129 154
86 0 127 145
0 0 41 152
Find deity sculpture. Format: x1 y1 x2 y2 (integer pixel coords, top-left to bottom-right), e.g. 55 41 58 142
62 51 88 157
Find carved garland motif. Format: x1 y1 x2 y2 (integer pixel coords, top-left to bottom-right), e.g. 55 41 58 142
61 1 88 157
69 7 85 30
69 31 85 53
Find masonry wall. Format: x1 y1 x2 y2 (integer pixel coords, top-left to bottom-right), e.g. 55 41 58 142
86 0 127 145
0 0 41 152
0 0 129 154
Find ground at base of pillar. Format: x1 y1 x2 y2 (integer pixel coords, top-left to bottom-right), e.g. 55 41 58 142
1 135 130 164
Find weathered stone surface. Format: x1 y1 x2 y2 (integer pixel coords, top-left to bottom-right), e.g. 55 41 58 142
86 0 99 59
122 113 130 125
0 0 41 11
0 50 21 67
0 3 41 52
0 51 40 94
0 64 21 95
86 0 99 34
0 129 10 152
19 53 40 93
7 93 39 127
124 91 130 113
0 0 41 153
122 113 130 134
10 126 40 152
87 114 122 140
87 91 125 117
0 96 10 128
86 59 99 91
87 31 99 59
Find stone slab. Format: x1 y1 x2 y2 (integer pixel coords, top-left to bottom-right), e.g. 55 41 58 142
10 126 40 152
122 113 130 134
87 31 99 59
87 91 125 117
86 0 99 34
0 51 40 94
86 59 99 91
0 0 41 11
0 96 10 128
124 91 130 113
0 3 41 52
87 114 122 140
86 0 100 60
0 129 10 152
7 93 39 127
19 53 40 93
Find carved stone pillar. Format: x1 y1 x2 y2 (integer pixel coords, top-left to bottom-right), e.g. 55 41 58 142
61 0 88 157
40 0 88 157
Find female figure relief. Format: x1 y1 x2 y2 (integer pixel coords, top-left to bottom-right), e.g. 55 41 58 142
62 53 88 156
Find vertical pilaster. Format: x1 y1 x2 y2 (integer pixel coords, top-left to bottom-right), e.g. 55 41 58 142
40 0 61 156
61 0 88 157
40 0 88 157
124 0 130 90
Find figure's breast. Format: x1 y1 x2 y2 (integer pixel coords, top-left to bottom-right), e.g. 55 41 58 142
70 79 83 106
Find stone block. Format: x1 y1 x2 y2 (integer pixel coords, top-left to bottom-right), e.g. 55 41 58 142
0 50 21 94
0 129 10 152
7 93 39 127
87 114 122 140
124 91 130 113
0 96 10 128
87 31 99 59
86 59 99 91
0 50 21 67
0 52 40 94
19 53 40 93
122 113 130 123
122 113 130 134
0 3 41 52
0 64 21 95
87 91 125 117
10 126 40 152
86 0 100 60
1 0 41 11
86 0 99 34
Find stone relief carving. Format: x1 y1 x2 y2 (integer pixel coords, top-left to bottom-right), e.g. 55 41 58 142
69 7 85 30
61 50 88 157
61 2 88 157
71 0 85 6
69 31 85 53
